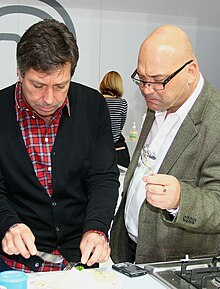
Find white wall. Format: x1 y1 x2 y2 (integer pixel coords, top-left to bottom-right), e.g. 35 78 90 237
1 0 220 155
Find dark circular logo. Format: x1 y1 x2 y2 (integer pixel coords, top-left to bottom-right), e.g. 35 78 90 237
0 0 76 43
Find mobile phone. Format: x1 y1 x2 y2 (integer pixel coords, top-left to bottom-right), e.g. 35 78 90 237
112 262 148 277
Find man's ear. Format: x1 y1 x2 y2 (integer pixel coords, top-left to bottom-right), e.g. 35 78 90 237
17 68 23 82
187 62 197 84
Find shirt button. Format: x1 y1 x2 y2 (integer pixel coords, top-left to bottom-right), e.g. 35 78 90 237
45 137 49 142
52 202 56 206
48 167 52 172
56 227 60 232
35 263 40 267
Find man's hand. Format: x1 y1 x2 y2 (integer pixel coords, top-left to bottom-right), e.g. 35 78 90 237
144 174 181 210
80 231 110 266
1 223 37 259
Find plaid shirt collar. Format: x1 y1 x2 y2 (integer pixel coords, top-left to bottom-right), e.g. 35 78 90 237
15 81 71 121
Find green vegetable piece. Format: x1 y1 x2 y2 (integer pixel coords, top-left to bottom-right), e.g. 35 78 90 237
75 265 84 271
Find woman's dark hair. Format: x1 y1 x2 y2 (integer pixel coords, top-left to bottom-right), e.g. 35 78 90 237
17 19 79 77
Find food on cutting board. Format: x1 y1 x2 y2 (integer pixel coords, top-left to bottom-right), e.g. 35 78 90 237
28 267 123 289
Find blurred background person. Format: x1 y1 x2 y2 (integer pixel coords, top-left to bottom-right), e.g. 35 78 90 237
99 71 130 168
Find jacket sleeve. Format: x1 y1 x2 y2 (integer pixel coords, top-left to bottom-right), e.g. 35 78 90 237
0 165 22 241
162 123 220 233
83 94 120 236
173 141 220 232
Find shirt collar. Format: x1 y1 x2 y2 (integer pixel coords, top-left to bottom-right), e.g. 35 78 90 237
15 81 71 121
155 73 204 123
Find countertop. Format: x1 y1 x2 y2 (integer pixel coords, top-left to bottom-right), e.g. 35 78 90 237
111 267 167 289
27 266 168 289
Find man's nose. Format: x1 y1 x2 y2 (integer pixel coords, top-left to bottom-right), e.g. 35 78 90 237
141 83 154 94
43 88 54 104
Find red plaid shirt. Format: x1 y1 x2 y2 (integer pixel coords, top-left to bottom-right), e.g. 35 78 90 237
15 81 70 197
2 81 70 272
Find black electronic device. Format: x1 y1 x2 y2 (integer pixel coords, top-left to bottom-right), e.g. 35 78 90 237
112 262 148 278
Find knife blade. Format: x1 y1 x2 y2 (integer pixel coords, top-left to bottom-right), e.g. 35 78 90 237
36 251 64 264
63 262 85 270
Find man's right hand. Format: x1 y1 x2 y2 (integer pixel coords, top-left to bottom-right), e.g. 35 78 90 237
1 223 37 259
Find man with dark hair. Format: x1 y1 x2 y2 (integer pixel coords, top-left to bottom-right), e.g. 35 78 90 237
0 19 119 272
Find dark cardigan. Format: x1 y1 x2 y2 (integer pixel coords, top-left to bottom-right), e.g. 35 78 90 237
0 82 119 271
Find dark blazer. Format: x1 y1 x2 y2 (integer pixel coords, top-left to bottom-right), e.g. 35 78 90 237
110 79 220 264
0 82 119 270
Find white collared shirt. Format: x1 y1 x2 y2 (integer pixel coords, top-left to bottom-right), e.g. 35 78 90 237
124 74 204 242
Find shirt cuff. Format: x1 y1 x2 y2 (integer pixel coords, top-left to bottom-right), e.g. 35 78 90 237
167 207 179 216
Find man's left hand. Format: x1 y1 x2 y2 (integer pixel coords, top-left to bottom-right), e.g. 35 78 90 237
144 174 181 210
80 231 110 266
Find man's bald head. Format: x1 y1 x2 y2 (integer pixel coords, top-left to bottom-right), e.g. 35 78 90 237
135 24 200 113
138 25 197 75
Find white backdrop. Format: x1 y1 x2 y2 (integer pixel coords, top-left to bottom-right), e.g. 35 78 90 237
1 0 220 155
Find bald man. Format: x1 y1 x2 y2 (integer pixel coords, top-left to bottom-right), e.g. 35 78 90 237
110 25 220 264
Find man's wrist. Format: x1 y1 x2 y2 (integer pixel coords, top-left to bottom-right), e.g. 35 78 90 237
86 230 108 241
8 223 21 231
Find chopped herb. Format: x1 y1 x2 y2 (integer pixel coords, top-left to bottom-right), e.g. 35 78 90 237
75 265 84 271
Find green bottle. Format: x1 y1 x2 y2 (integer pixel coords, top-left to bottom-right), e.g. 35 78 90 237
129 122 138 142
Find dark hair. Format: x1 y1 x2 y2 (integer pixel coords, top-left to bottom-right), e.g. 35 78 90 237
17 19 79 77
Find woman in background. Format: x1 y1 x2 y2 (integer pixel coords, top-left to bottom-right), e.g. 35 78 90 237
99 71 130 168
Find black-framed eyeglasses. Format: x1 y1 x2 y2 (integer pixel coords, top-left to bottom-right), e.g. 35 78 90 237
131 60 193 91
